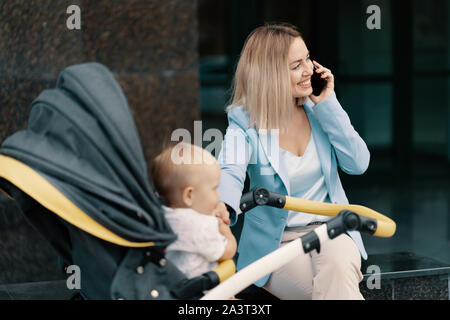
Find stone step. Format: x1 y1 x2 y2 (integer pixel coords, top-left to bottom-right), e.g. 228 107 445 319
238 252 450 300
360 252 450 300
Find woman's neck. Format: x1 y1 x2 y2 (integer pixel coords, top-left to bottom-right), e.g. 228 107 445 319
279 103 308 135
294 96 307 108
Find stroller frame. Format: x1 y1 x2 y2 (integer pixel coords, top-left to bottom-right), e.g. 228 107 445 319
202 187 396 300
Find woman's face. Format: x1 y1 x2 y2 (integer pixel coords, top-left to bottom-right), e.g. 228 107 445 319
288 37 314 99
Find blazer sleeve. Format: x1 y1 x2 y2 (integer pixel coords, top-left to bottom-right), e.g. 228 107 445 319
310 92 370 175
217 121 252 226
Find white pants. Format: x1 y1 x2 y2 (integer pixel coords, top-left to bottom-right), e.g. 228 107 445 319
263 224 364 300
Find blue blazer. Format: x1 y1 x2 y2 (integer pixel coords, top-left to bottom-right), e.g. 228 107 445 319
217 93 370 287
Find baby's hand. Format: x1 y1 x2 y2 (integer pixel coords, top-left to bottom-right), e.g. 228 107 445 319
216 215 237 261
217 217 228 235
212 202 230 225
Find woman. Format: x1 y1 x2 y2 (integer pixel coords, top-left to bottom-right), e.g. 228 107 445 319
217 23 370 299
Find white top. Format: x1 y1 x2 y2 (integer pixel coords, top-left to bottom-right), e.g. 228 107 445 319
163 206 227 278
280 132 332 227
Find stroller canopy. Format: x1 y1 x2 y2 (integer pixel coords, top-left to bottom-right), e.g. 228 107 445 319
0 62 176 248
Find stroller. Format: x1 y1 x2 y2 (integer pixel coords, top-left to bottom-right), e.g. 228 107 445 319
0 63 395 300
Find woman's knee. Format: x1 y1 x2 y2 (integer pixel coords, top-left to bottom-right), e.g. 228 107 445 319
328 234 360 259
315 234 362 276
263 251 314 299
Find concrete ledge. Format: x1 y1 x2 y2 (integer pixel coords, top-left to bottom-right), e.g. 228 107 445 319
360 252 450 300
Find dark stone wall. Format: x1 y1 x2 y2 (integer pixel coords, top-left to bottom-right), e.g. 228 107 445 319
0 0 199 284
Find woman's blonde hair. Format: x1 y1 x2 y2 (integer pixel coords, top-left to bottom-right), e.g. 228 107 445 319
227 23 304 130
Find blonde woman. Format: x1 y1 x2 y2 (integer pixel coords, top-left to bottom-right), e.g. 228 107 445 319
217 23 369 299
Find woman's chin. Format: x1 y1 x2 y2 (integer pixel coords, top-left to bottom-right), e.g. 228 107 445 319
296 88 312 97
294 91 312 101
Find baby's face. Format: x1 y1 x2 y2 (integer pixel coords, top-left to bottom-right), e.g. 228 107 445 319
190 162 221 215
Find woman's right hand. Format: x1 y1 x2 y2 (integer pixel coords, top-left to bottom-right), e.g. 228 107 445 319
309 60 335 104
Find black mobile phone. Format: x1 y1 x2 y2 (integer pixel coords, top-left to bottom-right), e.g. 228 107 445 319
311 64 327 96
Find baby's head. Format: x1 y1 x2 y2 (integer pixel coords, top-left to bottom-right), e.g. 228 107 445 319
151 142 221 215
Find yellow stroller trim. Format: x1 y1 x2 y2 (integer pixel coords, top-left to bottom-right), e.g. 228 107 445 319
213 259 236 283
0 154 155 248
283 196 396 238
240 187 396 238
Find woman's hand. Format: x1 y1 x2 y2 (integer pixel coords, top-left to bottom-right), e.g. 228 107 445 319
309 60 335 104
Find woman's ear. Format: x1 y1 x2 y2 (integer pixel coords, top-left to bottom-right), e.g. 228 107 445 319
181 186 194 207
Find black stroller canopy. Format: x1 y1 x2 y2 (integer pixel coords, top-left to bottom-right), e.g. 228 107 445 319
0 62 176 247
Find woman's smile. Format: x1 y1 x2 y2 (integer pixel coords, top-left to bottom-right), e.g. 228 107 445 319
298 78 311 88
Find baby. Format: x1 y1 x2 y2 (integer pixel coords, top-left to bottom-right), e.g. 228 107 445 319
151 142 237 279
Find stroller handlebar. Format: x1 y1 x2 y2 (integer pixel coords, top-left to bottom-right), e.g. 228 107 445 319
239 187 396 238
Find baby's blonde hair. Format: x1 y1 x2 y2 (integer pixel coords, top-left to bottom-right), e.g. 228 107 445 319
228 23 305 130
151 142 215 206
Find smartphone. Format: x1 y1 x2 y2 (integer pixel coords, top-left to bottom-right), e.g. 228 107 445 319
311 64 327 96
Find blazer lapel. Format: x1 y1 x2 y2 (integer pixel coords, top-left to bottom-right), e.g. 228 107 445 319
258 129 291 195
230 106 291 195
255 99 333 198
304 100 332 191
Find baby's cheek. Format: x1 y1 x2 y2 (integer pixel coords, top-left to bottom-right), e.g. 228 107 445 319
210 200 219 212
